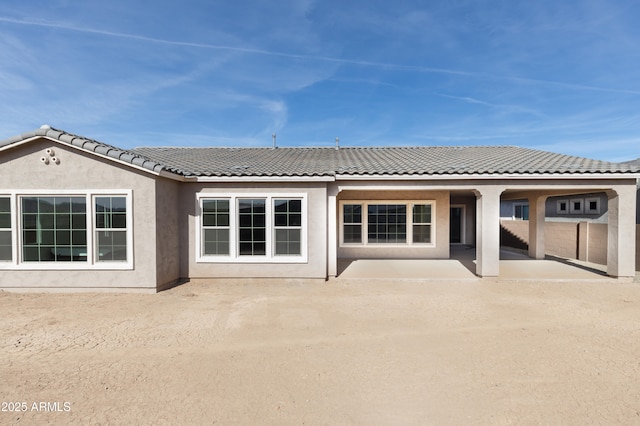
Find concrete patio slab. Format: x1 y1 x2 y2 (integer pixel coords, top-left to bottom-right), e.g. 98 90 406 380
337 259 478 280
336 246 609 281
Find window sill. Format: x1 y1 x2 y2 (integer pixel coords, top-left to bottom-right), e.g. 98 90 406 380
0 262 134 271
196 256 308 264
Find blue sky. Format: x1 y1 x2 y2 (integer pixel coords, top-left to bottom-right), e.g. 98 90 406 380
1 0 640 161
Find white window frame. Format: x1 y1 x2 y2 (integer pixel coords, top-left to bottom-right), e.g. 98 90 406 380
0 190 133 270
0 195 14 263
338 200 436 247
585 197 600 214
556 199 569 214
196 193 308 263
570 198 584 214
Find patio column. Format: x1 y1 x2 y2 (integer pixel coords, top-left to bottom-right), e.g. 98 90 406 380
528 195 547 260
327 184 339 278
474 187 502 277
607 186 636 278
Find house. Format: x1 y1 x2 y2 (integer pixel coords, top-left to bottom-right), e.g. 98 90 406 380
501 192 611 223
1 126 638 292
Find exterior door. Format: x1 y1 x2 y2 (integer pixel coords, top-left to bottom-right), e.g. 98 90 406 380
450 206 464 244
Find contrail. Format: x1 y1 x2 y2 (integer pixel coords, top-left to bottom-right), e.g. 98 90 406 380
2 16 639 95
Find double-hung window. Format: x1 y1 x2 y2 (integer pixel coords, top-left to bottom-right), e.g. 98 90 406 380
340 201 435 246
0 191 132 269
273 199 302 256
95 196 128 261
0 197 11 261
342 204 362 244
202 199 230 256
197 194 307 262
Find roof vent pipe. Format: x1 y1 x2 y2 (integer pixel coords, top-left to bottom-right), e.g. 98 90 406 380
335 137 340 150
272 133 277 149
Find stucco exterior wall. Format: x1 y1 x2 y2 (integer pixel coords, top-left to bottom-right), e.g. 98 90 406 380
180 182 328 279
155 179 182 290
501 220 580 258
0 139 160 291
501 219 622 267
337 190 450 259
545 222 579 259
501 219 528 242
586 223 608 265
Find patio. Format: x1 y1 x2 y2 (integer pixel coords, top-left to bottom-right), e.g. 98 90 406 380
336 245 609 281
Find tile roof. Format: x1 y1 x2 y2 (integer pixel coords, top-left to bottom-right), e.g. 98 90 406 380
131 145 640 177
2 126 639 178
0 126 166 174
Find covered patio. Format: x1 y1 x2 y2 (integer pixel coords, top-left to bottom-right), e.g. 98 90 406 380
335 246 609 281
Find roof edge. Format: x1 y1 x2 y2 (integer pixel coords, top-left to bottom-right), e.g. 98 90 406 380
0 126 182 179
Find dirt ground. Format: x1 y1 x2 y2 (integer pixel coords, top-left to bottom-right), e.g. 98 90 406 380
1 278 640 425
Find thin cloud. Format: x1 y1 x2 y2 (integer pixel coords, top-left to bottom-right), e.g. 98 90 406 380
4 15 638 97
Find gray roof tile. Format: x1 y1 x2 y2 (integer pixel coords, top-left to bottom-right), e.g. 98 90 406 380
0 126 166 174
1 126 639 178
132 145 640 177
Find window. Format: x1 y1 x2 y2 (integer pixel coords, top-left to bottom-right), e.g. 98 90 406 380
202 199 230 255
585 197 600 214
412 204 432 243
557 199 569 214
0 197 11 261
21 196 87 262
368 204 406 243
513 203 529 220
340 200 435 246
95 197 128 261
274 199 302 256
197 194 307 262
0 191 132 269
570 199 583 214
342 204 362 243
238 199 266 256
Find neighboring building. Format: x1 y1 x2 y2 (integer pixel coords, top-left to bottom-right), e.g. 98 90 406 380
501 192 612 223
1 126 638 292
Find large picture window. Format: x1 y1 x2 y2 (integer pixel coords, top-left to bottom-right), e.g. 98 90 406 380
367 204 406 243
341 201 435 246
197 194 307 262
21 196 87 262
0 191 132 269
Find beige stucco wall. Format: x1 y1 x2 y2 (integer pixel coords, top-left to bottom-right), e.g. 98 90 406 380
155 179 182 290
0 139 160 291
180 182 328 279
337 190 450 259
501 220 578 259
501 220 631 268
586 223 608 265
501 219 528 242
545 222 579 259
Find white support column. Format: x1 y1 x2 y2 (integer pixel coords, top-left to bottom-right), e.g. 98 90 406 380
474 187 503 277
327 184 339 278
607 186 636 278
528 194 547 260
